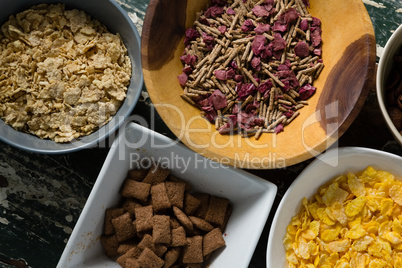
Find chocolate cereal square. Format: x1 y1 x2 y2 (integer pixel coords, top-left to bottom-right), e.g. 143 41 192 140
135 205 153 233
173 206 193 231
142 164 170 185
116 246 142 267
125 258 140 268
117 240 137 255
138 234 167 257
151 183 172 212
137 247 164 268
170 226 187 247
123 198 142 218
165 181 186 209
203 228 226 256
205 196 229 227
170 218 181 229
183 193 201 215
138 233 155 252
164 247 181 268
127 168 150 181
193 193 210 219
154 244 168 258
121 179 151 203
168 175 192 192
100 234 119 258
182 236 203 264
185 264 202 268
189 216 214 232
111 212 136 242
104 207 125 235
152 215 171 244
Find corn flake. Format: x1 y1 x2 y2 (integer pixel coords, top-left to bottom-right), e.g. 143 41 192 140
330 202 348 225
317 207 335 225
393 219 402 233
345 196 366 217
284 166 402 268
368 259 391 268
326 239 350 253
322 183 349 206
352 235 374 251
384 231 402 244
302 220 320 240
348 173 366 197
335 261 350 268
321 228 340 242
297 240 310 260
345 224 366 240
389 184 402 206
366 195 382 212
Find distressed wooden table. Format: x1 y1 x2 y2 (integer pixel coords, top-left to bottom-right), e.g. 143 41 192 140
0 0 402 267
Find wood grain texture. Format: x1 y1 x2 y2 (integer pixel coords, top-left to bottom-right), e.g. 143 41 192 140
141 0 376 169
141 0 187 70
318 34 376 136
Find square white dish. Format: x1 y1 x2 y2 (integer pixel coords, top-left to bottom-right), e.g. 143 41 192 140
266 147 402 268
57 122 277 268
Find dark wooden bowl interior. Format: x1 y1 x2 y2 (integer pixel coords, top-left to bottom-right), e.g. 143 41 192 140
141 0 376 169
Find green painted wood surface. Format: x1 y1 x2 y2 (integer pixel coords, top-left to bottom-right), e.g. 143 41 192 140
0 0 401 267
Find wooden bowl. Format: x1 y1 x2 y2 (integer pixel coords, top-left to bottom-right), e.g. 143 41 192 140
141 0 376 169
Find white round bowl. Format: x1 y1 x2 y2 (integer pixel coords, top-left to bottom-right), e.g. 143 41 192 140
266 147 402 268
376 24 402 145
0 0 143 154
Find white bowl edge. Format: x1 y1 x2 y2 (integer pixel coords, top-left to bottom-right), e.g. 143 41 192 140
266 147 402 268
376 23 402 145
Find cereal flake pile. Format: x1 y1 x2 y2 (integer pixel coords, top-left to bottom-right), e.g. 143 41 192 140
0 4 131 142
178 0 323 139
284 166 402 268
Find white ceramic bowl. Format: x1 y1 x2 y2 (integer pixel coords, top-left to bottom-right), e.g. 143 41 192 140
376 24 402 145
57 122 277 268
0 0 143 154
266 147 402 268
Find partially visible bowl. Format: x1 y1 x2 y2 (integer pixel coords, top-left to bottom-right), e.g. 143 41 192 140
376 24 402 145
0 0 143 154
57 122 277 268
141 0 376 169
266 147 402 268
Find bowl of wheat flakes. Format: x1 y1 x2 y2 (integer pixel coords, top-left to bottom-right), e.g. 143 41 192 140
0 0 143 153
141 0 376 169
